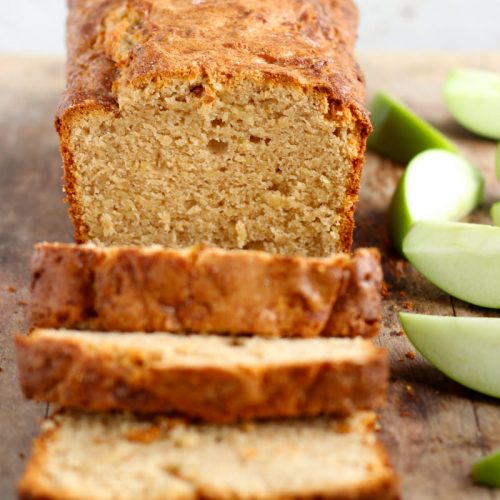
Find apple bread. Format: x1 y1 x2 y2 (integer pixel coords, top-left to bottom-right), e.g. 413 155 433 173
30 243 382 337
56 0 371 256
18 410 399 500
16 329 388 422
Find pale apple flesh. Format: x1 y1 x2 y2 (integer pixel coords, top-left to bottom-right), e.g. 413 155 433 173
404 221 500 308
399 312 500 398
388 150 483 255
368 91 457 165
444 69 500 140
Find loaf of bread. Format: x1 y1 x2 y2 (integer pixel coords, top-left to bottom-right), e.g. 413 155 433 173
18 410 398 500
56 0 371 257
17 329 388 422
30 243 382 337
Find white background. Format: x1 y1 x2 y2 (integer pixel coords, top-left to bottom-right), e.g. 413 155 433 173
0 0 499 54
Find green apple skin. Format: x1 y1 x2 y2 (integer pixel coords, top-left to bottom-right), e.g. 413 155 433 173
388 150 484 255
496 142 500 181
368 91 457 165
490 202 500 227
399 312 500 398
472 450 500 488
444 69 500 140
403 221 500 308
387 179 412 255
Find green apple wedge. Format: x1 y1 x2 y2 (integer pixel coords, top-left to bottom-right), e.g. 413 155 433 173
404 221 500 308
472 450 500 488
388 150 484 255
490 202 500 227
399 313 500 398
368 91 457 165
496 142 500 180
444 69 500 140
490 144 500 225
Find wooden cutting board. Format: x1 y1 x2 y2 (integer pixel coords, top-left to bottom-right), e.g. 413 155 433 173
1 54 499 500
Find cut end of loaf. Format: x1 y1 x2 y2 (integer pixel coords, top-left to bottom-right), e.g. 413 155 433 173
63 79 365 256
57 0 371 256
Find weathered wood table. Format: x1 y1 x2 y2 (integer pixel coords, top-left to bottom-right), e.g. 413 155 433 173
1 54 500 499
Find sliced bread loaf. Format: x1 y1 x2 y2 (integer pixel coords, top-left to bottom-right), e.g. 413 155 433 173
57 0 370 257
17 330 387 422
30 244 382 338
18 410 398 500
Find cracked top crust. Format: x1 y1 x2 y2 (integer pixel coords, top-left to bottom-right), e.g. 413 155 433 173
57 0 370 130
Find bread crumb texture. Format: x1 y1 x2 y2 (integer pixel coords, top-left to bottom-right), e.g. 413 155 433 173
19 411 399 499
57 0 370 256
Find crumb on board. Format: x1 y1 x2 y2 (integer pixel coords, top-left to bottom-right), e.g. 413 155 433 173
402 301 414 310
7 285 16 293
398 357 404 362
405 351 416 360
18 452 25 459
393 259 408 279
399 411 412 417
405 384 416 397
391 330 401 337
17 300 28 306
398 290 406 298
390 329 404 337
381 281 390 298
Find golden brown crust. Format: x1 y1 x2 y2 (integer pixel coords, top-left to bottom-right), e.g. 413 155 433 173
338 153 366 253
56 0 371 248
58 0 369 122
30 244 382 338
18 424 63 500
16 332 388 423
30 243 104 328
324 248 383 337
18 445 46 500
56 0 123 242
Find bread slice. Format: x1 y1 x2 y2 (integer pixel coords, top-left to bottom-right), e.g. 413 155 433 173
16 329 388 422
56 0 371 257
18 410 399 500
30 244 382 338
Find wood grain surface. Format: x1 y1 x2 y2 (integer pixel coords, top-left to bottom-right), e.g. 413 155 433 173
0 54 499 499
